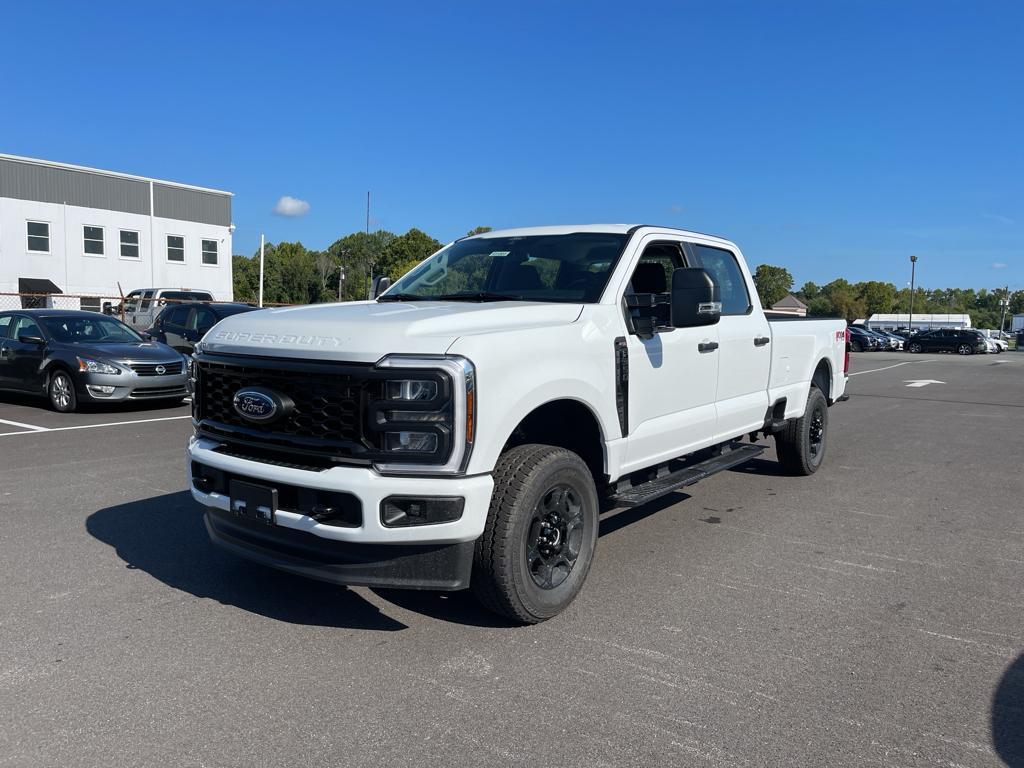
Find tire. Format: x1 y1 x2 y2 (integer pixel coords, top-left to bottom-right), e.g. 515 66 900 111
472 444 599 624
957 343 973 356
48 369 78 413
908 342 922 354
850 340 863 353
775 387 828 476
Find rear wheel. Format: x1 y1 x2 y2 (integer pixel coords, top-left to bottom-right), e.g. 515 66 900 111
957 343 973 355
775 387 828 476
48 369 78 413
472 444 599 624
908 342 923 354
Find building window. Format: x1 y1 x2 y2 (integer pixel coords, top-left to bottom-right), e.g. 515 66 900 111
84 225 105 256
27 221 50 253
120 230 140 259
167 235 185 262
201 239 218 265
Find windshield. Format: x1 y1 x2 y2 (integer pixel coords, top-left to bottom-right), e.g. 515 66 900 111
41 315 144 344
382 232 629 303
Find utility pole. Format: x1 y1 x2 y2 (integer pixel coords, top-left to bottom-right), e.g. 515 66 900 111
259 233 265 308
907 255 918 333
366 190 374 300
998 285 1010 335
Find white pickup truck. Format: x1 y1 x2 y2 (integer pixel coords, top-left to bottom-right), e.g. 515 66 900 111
186 225 848 623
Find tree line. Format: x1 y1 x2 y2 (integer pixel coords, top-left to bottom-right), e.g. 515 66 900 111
232 226 492 305
232 231 1019 330
752 264 1021 329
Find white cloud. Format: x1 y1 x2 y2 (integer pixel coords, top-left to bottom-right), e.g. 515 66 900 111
992 262 1007 269
273 195 310 217
667 203 684 215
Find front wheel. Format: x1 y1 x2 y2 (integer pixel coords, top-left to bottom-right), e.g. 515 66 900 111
850 340 863 353
472 444 599 624
957 343 973 356
775 387 829 476
908 342 923 354
48 370 78 413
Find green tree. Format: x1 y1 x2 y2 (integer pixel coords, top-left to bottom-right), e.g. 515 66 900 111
858 281 898 315
383 228 443 281
466 226 492 236
327 230 397 301
752 264 794 308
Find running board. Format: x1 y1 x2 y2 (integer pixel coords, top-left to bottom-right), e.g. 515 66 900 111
609 443 764 507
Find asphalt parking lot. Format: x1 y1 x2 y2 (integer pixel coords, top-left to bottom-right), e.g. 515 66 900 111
1 352 1022 768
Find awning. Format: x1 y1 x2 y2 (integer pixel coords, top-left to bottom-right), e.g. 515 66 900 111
18 278 63 294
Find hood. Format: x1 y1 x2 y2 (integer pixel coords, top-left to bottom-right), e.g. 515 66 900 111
200 300 584 362
58 341 183 363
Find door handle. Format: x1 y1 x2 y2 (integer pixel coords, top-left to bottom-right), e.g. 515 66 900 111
754 336 770 346
698 341 719 353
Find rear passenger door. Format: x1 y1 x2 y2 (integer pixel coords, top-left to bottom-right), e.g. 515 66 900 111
688 242 771 442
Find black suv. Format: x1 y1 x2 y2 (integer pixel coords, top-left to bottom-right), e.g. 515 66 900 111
146 302 259 354
905 329 988 355
847 325 880 352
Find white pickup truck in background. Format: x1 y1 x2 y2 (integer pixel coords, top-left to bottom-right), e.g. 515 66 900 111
186 225 848 623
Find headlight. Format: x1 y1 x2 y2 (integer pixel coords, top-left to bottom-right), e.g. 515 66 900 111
372 355 475 474
77 357 120 375
386 379 437 401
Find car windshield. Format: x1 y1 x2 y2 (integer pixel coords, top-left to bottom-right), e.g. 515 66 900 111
41 315 144 344
381 232 629 303
215 305 258 318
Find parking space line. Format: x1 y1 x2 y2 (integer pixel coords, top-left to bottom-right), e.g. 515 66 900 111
849 360 933 376
0 417 50 432
0 414 192 437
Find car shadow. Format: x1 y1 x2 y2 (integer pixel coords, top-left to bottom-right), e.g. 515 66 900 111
729 457 789 477
993 652 1024 766
86 491 406 631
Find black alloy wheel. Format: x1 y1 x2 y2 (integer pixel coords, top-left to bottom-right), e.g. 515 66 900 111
526 485 585 590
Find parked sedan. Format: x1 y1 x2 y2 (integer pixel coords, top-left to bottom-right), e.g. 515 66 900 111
848 325 880 352
146 302 259 354
0 310 188 412
904 329 989 355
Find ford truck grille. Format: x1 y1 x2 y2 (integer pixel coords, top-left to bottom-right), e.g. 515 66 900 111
194 355 380 464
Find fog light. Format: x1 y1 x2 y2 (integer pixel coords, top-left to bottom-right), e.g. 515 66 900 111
87 385 116 396
385 431 438 452
381 496 464 527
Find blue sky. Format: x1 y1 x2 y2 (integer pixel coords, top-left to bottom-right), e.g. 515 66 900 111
2 1 1021 290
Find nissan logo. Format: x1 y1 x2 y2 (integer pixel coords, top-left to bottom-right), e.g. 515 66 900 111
232 387 293 424
155 365 166 375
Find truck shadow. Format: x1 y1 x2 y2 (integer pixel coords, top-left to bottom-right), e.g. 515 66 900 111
728 457 789 477
85 491 407 631
993 652 1024 766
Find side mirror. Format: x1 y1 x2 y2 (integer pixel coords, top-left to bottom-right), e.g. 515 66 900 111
19 334 46 346
372 275 392 298
670 268 721 328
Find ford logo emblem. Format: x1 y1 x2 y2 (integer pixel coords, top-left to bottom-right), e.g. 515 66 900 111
155 365 166 375
232 387 292 424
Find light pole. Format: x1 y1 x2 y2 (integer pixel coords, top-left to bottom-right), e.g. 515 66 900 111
998 285 1009 335
908 255 918 333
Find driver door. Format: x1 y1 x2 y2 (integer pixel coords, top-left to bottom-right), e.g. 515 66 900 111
621 237 720 474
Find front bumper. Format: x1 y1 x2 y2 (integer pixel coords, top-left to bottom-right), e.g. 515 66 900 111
79 369 188 402
204 507 475 590
187 435 494 587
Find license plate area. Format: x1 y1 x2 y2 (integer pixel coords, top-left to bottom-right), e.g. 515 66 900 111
229 479 278 525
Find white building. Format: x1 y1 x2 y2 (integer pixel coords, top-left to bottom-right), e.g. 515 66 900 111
0 154 233 310
867 313 972 330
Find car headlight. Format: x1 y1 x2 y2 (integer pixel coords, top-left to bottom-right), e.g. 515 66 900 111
372 355 475 474
77 356 121 375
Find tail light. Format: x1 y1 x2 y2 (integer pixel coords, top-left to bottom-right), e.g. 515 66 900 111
844 328 851 374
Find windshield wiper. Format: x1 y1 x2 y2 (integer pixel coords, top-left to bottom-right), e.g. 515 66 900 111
377 293 433 302
434 291 524 302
